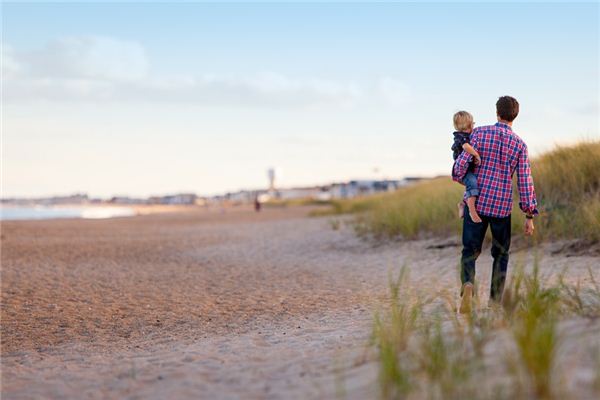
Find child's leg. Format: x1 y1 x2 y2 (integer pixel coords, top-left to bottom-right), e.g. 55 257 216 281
463 172 482 223
466 196 482 223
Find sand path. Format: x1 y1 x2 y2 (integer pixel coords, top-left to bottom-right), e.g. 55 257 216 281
1 207 598 399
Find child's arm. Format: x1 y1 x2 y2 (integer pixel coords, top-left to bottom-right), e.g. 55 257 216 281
462 143 481 165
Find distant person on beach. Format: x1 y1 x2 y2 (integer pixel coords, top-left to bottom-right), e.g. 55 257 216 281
453 96 538 313
451 111 482 223
254 196 261 212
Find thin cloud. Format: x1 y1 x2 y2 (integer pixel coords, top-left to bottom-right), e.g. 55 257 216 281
1 44 21 78
573 101 599 116
3 36 409 109
376 77 411 106
16 36 149 81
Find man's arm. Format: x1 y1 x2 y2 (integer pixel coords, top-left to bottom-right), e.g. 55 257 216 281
516 143 539 216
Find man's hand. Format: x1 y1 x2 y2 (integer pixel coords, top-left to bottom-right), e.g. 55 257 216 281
474 155 481 166
524 218 535 236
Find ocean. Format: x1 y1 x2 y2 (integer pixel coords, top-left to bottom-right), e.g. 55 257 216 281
0 206 136 221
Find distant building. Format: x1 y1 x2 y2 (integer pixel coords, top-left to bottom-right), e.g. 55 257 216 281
215 190 263 205
254 178 424 202
109 196 147 205
41 193 89 205
0 176 427 208
148 193 197 205
277 187 321 200
326 179 407 199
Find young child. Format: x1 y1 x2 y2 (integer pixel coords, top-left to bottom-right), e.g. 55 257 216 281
452 111 482 223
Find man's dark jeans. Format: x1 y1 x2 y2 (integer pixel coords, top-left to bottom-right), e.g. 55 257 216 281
461 204 511 302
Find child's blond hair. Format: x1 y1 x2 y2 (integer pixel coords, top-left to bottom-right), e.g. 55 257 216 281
453 111 474 131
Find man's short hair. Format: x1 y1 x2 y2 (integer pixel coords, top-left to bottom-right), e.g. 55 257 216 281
453 111 474 131
496 96 519 122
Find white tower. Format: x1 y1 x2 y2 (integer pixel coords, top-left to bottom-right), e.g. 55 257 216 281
267 168 276 192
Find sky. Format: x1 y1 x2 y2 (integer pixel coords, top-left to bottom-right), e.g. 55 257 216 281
2 1 599 198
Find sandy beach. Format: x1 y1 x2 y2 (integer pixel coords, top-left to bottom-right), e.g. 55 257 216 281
2 206 599 399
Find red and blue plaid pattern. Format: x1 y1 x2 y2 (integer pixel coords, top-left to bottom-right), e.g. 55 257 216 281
453 122 538 218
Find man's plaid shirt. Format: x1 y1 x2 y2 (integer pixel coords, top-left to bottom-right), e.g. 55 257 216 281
453 122 538 218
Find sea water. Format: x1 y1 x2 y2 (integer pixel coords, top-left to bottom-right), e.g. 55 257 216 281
0 206 136 221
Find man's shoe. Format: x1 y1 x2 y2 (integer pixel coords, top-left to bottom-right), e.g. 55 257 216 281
459 283 474 314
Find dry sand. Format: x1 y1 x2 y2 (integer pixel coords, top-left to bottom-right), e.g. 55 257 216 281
1 206 599 399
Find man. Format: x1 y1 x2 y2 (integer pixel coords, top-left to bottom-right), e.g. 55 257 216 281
453 96 538 313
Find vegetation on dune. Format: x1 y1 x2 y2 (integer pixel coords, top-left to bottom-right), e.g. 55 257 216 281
262 198 331 208
316 141 600 241
354 178 464 240
371 264 600 400
526 141 600 241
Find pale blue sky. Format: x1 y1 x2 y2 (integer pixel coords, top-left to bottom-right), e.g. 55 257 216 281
2 1 599 198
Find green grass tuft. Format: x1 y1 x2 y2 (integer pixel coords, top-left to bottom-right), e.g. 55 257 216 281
371 262 600 399
504 265 561 399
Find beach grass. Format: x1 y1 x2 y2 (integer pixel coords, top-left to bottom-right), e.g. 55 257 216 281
315 141 600 242
504 265 561 399
371 268 422 398
371 262 600 400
